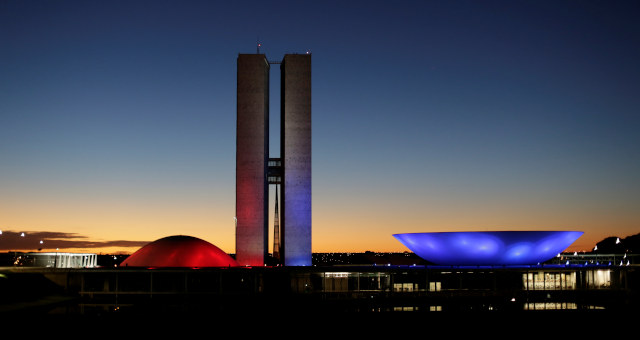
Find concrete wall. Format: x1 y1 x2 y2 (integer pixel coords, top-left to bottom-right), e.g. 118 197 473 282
236 54 269 266
281 54 312 266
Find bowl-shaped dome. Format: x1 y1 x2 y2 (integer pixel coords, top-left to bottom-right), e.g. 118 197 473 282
120 235 239 268
393 231 583 266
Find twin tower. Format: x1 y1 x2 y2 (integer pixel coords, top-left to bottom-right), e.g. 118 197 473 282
236 54 311 266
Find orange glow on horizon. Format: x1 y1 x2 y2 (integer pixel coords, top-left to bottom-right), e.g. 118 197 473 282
1 191 635 255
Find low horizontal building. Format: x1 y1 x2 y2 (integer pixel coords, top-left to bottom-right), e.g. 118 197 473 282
7 252 98 268
2 263 634 315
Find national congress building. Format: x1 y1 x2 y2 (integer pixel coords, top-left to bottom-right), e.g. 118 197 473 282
236 53 311 266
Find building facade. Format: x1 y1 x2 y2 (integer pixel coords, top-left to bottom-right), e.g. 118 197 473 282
236 53 311 266
9 252 98 268
36 265 638 314
236 54 270 266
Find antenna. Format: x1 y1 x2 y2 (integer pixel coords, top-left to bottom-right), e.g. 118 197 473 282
257 37 261 54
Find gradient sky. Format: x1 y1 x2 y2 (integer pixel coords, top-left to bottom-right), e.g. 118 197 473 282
1 0 639 254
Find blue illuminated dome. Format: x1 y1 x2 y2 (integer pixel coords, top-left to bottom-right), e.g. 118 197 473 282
393 231 583 266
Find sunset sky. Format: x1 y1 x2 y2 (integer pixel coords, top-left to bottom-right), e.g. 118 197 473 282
1 1 638 255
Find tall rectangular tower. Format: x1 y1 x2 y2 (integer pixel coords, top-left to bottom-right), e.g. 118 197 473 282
236 54 269 266
281 54 312 266
236 53 311 266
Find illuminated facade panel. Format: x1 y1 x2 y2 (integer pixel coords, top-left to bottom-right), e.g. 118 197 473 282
281 54 312 266
236 54 269 266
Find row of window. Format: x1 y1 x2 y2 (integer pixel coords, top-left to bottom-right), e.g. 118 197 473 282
521 270 611 290
319 270 613 293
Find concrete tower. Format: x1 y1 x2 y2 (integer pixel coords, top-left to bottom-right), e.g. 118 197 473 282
280 54 312 266
236 53 311 266
235 54 269 266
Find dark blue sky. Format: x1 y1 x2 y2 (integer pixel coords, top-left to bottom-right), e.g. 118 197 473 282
1 1 638 252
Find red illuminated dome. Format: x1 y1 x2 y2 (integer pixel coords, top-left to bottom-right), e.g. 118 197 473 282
120 235 239 268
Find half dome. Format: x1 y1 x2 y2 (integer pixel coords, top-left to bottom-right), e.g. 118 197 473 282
120 235 239 268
